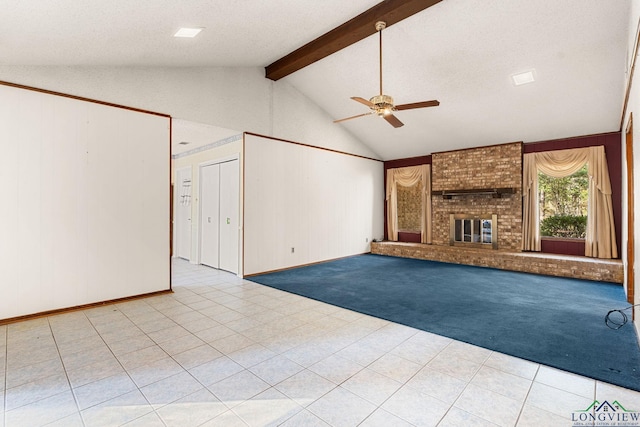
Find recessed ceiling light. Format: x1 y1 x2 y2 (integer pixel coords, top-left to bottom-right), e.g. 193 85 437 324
174 28 203 38
512 70 535 86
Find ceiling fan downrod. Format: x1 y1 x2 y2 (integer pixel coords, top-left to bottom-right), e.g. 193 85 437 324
375 21 386 96
371 21 394 116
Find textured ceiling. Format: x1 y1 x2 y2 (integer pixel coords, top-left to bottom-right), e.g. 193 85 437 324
0 0 378 66
285 0 631 159
1 0 631 160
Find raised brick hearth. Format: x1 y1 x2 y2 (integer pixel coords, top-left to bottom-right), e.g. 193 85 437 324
371 241 623 283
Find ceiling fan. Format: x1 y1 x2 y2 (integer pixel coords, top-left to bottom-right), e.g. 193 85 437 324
333 21 439 128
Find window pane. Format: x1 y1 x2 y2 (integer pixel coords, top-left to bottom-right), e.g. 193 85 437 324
482 219 492 243
463 219 471 242
397 182 422 232
538 165 588 239
473 219 481 242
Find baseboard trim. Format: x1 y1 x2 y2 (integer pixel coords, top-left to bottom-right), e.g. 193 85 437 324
0 289 173 326
244 252 371 278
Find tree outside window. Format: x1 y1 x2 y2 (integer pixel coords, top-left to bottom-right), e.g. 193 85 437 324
538 165 588 238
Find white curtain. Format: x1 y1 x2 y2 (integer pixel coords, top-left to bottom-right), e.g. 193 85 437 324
522 146 617 258
386 165 431 243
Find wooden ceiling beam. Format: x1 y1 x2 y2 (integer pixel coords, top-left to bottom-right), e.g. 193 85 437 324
265 0 442 81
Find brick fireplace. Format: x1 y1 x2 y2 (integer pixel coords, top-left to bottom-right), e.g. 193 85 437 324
431 142 523 251
374 139 623 283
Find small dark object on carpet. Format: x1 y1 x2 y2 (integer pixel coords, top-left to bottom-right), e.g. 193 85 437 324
606 304 640 330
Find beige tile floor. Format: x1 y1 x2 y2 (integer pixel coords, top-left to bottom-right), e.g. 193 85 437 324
1 258 639 426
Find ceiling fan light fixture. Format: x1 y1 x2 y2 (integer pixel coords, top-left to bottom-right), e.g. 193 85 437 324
371 94 394 106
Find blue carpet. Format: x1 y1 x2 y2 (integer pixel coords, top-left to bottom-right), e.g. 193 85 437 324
249 254 640 391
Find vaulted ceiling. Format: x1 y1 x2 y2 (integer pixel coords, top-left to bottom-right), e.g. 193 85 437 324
1 0 631 160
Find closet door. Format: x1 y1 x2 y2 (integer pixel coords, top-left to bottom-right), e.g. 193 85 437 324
200 163 220 268
219 160 239 274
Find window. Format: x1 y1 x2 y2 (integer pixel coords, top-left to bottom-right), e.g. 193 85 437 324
537 165 588 238
522 146 616 258
396 182 422 233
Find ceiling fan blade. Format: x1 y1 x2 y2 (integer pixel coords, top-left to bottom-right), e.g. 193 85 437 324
383 113 404 128
351 97 374 107
333 112 374 124
395 100 440 111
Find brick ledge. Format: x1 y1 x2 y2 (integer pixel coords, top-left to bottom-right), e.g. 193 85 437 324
371 241 623 284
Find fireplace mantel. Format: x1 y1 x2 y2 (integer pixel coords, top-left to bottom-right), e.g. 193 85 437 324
436 187 516 199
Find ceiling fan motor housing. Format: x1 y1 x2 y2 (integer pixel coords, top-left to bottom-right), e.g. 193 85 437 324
370 94 395 115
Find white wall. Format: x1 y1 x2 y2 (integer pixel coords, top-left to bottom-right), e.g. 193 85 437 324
244 134 384 276
0 84 170 319
173 139 243 272
0 66 384 280
623 5 640 337
0 66 379 160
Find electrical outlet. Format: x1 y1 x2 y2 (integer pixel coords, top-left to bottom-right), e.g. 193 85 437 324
366 237 369 242
291 247 295 253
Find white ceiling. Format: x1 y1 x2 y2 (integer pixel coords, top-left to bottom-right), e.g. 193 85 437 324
1 0 631 160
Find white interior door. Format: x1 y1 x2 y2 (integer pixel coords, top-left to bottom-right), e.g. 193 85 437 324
200 163 220 268
219 160 239 274
175 168 192 260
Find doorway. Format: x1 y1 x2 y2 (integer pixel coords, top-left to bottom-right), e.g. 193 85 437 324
199 159 240 274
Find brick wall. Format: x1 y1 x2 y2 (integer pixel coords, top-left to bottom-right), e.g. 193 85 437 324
431 142 523 250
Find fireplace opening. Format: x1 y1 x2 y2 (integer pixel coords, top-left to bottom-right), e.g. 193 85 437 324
450 214 498 249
